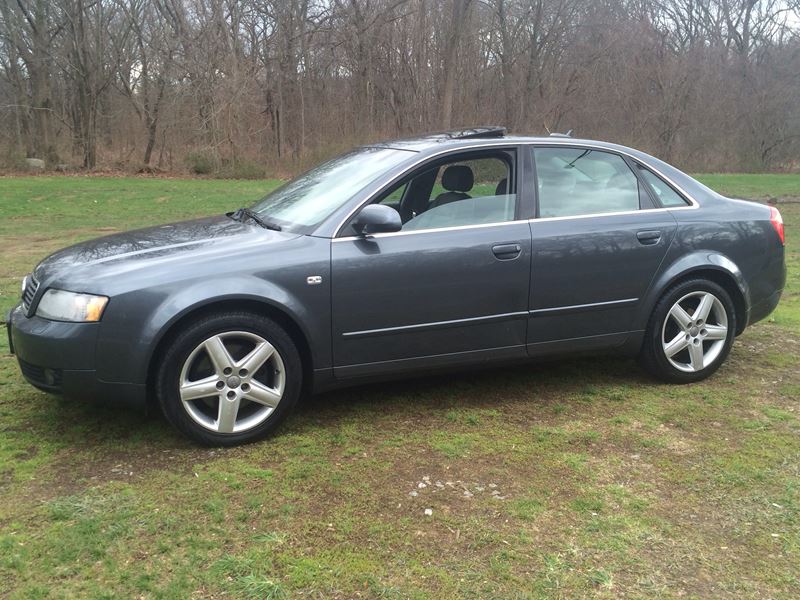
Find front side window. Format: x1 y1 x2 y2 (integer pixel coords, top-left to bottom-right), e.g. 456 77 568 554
251 147 411 231
534 147 643 218
636 165 689 207
367 153 516 233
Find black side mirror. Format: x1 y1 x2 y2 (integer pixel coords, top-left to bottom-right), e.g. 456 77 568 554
351 204 402 236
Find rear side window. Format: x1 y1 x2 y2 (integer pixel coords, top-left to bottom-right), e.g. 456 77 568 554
636 165 689 207
533 148 643 218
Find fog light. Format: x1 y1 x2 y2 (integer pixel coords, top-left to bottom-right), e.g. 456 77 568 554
44 368 57 386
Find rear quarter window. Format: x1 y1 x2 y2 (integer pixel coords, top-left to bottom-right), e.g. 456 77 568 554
636 165 690 207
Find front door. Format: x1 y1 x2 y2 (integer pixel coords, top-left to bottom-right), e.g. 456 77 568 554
331 149 532 378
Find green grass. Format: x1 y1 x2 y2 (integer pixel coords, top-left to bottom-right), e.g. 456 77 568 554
0 176 281 316
694 173 800 199
0 173 798 598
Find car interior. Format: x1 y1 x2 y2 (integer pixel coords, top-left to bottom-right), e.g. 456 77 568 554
535 148 644 218
363 147 675 231
376 153 516 231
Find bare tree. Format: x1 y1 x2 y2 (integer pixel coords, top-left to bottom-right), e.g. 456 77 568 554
0 0 64 162
0 0 799 172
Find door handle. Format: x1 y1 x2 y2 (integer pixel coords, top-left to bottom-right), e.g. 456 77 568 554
636 230 662 245
492 243 522 260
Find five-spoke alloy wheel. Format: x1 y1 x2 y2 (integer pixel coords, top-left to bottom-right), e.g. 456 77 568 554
661 291 728 373
179 331 285 434
640 279 736 383
157 312 302 445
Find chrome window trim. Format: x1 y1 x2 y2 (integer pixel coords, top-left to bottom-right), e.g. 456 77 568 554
530 205 695 223
331 139 700 238
332 204 695 242
332 219 529 242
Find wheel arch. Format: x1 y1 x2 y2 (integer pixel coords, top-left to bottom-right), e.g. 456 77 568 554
644 253 750 336
144 297 315 408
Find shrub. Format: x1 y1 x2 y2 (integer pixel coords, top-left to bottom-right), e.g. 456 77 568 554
185 150 217 175
215 159 267 179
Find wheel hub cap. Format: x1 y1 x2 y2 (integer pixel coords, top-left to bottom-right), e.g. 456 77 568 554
226 375 241 388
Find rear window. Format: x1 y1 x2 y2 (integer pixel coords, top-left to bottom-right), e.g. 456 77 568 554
533 147 642 218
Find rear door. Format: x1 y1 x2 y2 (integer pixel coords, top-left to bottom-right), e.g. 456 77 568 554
331 148 533 377
526 145 677 354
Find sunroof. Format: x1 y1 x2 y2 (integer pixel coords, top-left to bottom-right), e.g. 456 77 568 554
451 127 507 139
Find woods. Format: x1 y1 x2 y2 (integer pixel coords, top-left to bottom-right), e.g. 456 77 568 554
1 0 799 174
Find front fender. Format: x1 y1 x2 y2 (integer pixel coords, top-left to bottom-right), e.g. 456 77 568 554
637 251 750 330
95 272 330 385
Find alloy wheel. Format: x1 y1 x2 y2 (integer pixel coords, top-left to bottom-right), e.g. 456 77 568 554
178 331 285 433
661 291 729 373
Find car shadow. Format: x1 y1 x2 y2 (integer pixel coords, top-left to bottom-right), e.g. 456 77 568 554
11 354 649 455
294 354 649 423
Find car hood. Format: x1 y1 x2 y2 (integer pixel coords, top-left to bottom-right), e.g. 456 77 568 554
33 215 300 284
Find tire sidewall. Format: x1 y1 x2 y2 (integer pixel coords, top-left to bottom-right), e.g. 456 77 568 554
645 279 736 383
157 312 303 446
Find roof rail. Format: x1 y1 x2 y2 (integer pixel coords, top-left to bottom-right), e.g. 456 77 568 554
549 130 573 138
452 127 507 139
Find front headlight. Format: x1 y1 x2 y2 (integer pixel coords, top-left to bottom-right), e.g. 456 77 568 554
36 289 109 322
21 274 29 294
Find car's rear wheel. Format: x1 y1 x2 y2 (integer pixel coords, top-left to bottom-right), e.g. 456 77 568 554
639 279 736 383
156 311 302 445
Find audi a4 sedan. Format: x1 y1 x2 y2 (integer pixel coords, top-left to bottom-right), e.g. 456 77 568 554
8 128 786 445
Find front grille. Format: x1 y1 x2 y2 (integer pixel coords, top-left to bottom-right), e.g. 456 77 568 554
18 359 63 388
22 275 39 313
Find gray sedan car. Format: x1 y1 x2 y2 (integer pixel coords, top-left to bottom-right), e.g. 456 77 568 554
8 128 786 445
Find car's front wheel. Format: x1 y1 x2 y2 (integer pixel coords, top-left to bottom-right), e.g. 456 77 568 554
156 311 302 445
639 279 736 383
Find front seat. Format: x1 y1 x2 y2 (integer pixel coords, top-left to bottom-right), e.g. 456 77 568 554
430 165 474 208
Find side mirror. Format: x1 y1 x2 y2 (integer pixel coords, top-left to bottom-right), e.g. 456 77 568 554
351 204 402 236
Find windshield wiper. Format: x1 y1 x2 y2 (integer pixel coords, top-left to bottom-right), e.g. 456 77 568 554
229 207 282 231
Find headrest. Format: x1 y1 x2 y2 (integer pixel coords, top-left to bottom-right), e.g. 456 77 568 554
495 177 508 195
442 165 474 192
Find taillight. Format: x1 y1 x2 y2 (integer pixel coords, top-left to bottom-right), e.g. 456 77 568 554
769 206 784 245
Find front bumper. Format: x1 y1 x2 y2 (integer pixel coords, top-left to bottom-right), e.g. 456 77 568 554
7 305 147 410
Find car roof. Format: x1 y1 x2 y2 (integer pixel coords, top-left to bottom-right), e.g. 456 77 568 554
366 127 641 157
313 128 722 238
355 127 721 213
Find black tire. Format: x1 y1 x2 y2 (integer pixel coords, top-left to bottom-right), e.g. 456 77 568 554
156 311 303 446
639 278 736 383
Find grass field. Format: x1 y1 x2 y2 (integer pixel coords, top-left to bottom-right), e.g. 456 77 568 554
0 174 798 598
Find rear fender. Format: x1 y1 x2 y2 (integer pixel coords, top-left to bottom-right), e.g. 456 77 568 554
638 252 750 330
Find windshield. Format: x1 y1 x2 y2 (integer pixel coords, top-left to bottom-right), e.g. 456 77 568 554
250 147 411 231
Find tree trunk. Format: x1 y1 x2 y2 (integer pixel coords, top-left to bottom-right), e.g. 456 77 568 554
497 0 514 129
441 0 472 129
30 40 58 163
